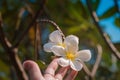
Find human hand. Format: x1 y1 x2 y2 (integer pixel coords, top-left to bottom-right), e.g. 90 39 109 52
23 58 78 80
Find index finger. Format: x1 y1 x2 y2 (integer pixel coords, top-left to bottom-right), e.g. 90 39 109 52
44 58 59 76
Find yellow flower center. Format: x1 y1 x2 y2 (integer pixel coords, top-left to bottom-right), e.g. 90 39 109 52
66 53 75 60
58 43 65 47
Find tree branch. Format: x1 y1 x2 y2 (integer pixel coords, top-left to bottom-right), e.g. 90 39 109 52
0 14 28 80
91 44 102 77
13 0 46 48
34 23 41 60
86 0 120 60
81 44 102 79
37 19 65 39
82 62 91 76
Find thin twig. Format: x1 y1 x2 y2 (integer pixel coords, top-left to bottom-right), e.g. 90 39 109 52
0 13 28 80
25 3 34 17
81 44 102 80
37 19 65 39
34 23 41 60
13 0 46 48
82 62 91 76
25 3 40 60
12 7 25 41
86 0 120 60
91 44 102 77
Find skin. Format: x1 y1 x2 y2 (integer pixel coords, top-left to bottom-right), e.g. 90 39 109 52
23 58 78 80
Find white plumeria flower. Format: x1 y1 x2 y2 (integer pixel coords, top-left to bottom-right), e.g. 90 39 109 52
44 30 91 71
51 35 91 71
44 30 65 52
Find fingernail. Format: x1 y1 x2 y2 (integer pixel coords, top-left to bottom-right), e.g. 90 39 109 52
23 61 32 70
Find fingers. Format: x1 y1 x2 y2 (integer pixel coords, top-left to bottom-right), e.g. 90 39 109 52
65 70 78 80
23 60 44 80
44 58 59 76
23 59 78 80
44 58 78 80
55 67 69 80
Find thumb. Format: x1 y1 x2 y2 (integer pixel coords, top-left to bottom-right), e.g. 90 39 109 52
23 60 44 80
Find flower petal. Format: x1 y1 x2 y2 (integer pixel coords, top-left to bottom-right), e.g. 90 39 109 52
76 50 91 62
64 35 79 53
58 58 69 67
43 42 56 52
49 30 62 43
70 60 83 71
51 46 65 56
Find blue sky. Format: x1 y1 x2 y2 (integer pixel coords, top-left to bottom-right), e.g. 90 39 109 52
97 0 120 43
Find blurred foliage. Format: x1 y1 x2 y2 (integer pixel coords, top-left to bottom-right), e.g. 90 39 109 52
115 17 120 27
0 0 120 80
92 0 100 11
99 6 117 20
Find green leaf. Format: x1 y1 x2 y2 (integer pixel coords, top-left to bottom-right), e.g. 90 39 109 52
36 60 47 69
99 6 117 20
102 52 112 67
91 0 100 11
114 17 120 27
